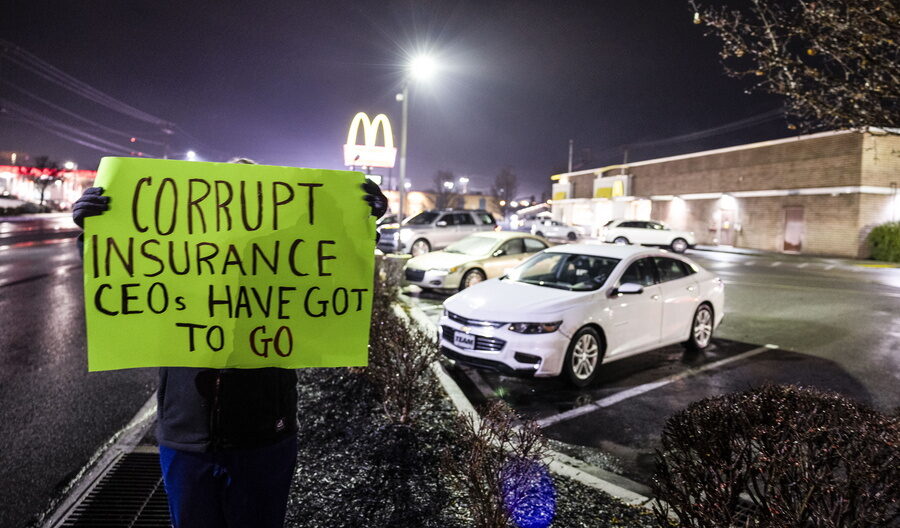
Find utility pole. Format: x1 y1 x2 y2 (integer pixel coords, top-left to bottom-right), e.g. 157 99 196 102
621 148 629 174
397 85 409 220
567 139 574 173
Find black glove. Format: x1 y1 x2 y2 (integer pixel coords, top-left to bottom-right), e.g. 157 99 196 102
72 187 110 228
361 179 388 219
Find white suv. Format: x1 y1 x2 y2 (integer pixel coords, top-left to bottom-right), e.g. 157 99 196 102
377 209 497 256
602 219 695 253
530 219 586 241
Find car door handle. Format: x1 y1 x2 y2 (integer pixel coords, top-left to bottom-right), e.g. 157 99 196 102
686 286 696 292
651 294 661 301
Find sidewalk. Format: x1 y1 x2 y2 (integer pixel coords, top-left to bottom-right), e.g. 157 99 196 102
689 244 900 268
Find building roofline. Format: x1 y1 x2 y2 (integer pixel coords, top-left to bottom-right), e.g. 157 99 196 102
550 129 860 181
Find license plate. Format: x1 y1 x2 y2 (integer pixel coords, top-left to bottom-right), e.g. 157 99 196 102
453 332 476 350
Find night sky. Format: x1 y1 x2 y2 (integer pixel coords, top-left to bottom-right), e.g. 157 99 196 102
1 0 791 199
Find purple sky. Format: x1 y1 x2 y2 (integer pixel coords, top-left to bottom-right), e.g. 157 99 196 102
1 0 790 199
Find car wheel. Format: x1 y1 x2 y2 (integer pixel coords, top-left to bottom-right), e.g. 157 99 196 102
613 236 629 245
460 268 486 290
410 239 431 257
535 231 544 237
670 238 688 253
684 304 714 351
567 231 578 241
563 327 603 388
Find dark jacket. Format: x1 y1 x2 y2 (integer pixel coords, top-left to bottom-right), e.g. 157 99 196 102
157 367 298 452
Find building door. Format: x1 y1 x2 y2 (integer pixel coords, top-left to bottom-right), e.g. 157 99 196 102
783 207 804 252
718 210 736 246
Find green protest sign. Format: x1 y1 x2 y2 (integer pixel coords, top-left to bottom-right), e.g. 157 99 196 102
83 157 375 371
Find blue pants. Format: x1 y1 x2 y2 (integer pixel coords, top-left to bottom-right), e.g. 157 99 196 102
159 436 298 528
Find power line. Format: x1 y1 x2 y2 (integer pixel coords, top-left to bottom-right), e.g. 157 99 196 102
1 79 165 146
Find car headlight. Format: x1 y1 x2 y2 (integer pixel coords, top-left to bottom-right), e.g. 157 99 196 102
507 322 562 334
433 266 460 273
392 232 400 240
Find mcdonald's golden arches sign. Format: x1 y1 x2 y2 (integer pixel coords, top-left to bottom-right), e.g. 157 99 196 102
343 112 397 168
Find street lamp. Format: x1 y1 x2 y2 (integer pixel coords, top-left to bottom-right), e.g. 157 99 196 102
443 181 454 190
397 53 438 221
63 161 76 170
186 150 197 161
459 176 469 194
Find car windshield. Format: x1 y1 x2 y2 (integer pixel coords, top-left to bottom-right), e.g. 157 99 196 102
403 211 440 225
505 252 620 291
444 236 498 256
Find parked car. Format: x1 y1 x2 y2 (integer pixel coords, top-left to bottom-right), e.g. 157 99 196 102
403 231 549 292
530 219 586 241
376 213 399 227
439 244 724 387
602 219 695 253
377 209 497 256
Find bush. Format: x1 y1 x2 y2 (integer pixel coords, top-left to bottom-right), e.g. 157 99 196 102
365 255 438 425
652 385 900 527
443 401 555 528
867 222 900 262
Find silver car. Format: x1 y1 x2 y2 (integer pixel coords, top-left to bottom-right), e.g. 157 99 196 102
403 231 549 291
378 209 497 256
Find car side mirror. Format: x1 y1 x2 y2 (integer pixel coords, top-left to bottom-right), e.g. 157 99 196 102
493 249 505 257
612 282 644 296
436 220 448 227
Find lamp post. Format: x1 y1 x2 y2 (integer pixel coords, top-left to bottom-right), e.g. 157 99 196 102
397 54 436 221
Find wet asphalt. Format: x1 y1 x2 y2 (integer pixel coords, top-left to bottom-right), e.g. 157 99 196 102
408 247 900 484
0 216 157 528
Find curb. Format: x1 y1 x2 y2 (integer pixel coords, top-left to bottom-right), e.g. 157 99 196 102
40 392 158 528
402 299 657 510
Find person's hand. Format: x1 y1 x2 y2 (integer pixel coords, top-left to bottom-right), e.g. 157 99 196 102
361 179 388 219
72 187 110 228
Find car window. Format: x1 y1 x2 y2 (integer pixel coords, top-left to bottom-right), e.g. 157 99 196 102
603 220 616 227
619 221 639 228
523 238 548 253
619 258 657 287
455 213 476 225
507 252 620 291
477 213 496 225
499 238 526 256
445 235 497 256
438 214 456 226
679 260 697 275
647 222 665 230
404 211 440 225
654 257 689 282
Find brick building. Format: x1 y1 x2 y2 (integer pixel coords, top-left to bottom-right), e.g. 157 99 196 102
550 129 900 258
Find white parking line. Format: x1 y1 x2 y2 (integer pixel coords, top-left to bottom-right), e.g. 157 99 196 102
461 366 497 399
743 261 755 266
535 345 776 429
770 261 782 267
824 265 835 270
796 263 808 268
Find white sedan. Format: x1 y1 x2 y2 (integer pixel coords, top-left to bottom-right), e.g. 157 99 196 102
439 244 724 387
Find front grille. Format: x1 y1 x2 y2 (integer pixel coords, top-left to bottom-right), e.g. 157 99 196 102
447 310 506 328
61 452 170 527
405 268 426 282
442 325 506 351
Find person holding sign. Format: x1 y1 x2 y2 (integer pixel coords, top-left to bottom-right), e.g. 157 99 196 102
73 157 387 528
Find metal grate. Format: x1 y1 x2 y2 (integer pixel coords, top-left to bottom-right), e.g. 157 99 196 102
61 452 171 527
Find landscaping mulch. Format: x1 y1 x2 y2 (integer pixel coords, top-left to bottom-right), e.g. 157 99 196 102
284 367 660 528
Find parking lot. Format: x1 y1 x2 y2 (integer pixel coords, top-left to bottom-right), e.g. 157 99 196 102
403 247 900 484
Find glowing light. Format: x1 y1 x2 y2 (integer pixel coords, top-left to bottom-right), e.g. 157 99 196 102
344 112 397 168
499 200 507 206
719 194 738 210
443 181 454 190
458 177 469 184
403 181 412 189
409 54 437 81
510 200 519 207
186 150 197 161
63 161 75 170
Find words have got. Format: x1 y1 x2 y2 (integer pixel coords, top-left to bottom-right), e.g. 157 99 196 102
87 175 370 321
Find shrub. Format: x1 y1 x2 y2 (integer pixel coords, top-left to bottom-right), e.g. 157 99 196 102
867 222 900 262
443 401 555 528
366 254 438 425
652 385 900 528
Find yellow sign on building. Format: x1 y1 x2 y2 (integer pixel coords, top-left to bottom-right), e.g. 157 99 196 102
343 112 397 168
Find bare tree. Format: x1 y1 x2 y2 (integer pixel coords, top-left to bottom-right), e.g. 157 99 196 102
432 170 461 210
29 156 62 207
690 0 899 133
491 167 518 217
